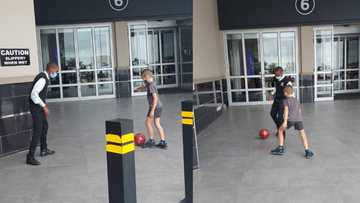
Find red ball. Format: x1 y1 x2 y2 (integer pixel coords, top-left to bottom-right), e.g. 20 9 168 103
259 129 270 139
134 133 146 146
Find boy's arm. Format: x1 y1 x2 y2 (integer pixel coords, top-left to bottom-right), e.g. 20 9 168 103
134 84 145 92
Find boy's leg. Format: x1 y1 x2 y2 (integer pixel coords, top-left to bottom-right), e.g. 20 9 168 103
154 117 165 141
270 127 285 155
299 130 309 150
278 127 285 147
145 117 155 140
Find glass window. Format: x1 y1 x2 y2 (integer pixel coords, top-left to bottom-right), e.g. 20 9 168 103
227 34 244 76
47 87 61 99
40 29 58 71
180 26 193 62
346 36 359 69
163 75 176 85
62 72 77 84
81 85 96 97
280 32 295 74
98 83 113 95
77 28 94 70
161 30 175 63
79 72 95 83
244 33 261 75
58 29 76 71
94 27 112 69
97 70 113 82
63 86 78 98
148 30 160 64
263 32 279 74
130 25 147 66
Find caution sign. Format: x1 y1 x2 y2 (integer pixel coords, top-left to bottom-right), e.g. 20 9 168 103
0 49 30 66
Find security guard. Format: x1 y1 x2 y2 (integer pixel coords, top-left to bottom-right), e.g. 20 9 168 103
26 63 59 165
270 66 294 136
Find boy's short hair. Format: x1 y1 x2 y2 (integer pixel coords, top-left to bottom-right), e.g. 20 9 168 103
141 69 153 77
274 66 284 72
283 85 293 95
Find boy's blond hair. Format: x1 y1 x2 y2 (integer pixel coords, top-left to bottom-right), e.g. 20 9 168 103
141 69 153 77
283 85 293 95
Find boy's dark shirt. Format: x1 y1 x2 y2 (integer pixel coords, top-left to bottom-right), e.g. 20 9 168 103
283 97 303 122
145 81 162 108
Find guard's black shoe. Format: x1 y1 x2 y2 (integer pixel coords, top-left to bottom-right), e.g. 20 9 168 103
305 150 314 159
156 140 168 149
143 139 155 148
40 148 55 157
26 155 41 166
271 146 285 156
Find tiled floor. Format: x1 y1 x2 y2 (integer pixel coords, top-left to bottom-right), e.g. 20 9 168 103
195 99 360 203
0 93 190 203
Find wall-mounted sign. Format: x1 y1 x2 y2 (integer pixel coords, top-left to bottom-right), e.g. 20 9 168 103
109 0 129 11
295 0 315 15
0 49 30 66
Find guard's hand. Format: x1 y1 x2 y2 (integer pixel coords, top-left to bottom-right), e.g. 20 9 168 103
281 122 287 129
43 106 49 117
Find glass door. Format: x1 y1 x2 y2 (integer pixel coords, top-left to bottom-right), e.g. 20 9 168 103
39 24 115 100
129 22 178 96
333 35 360 93
225 28 298 105
314 27 334 101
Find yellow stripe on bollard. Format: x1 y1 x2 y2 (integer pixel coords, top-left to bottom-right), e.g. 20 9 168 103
182 118 193 125
181 111 194 118
106 133 134 144
106 143 135 155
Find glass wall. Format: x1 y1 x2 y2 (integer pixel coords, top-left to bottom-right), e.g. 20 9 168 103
129 23 178 96
39 24 114 100
226 28 298 105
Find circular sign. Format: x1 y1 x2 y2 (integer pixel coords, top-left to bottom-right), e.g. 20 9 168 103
109 0 129 11
295 0 315 15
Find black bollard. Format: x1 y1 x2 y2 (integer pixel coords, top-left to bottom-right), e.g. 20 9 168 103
181 100 194 203
105 119 137 203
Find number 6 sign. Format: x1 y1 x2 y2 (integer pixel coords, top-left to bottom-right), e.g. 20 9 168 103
109 0 129 11
295 0 315 15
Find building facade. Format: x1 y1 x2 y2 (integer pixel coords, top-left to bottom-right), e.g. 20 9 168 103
194 0 360 106
0 0 192 156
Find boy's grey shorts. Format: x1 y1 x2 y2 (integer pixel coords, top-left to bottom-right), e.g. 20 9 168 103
147 107 162 118
287 121 304 131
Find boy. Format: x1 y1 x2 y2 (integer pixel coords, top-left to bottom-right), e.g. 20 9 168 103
270 86 314 159
137 69 167 149
270 66 293 137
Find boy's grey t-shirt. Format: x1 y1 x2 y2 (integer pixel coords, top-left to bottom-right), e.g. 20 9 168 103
283 97 302 122
145 81 162 108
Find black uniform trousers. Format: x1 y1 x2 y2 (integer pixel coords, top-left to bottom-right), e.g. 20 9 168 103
270 99 284 128
29 107 48 156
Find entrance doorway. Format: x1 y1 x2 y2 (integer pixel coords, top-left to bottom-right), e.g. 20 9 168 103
129 21 179 96
38 24 115 100
225 28 299 105
314 25 360 101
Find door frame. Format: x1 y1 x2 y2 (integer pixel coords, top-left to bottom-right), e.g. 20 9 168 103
224 27 300 106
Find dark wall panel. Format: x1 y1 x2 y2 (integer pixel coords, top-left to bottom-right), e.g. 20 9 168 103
218 0 360 30
35 0 192 25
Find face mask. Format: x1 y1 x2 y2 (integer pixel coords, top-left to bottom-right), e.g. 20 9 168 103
276 75 284 81
50 72 58 79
